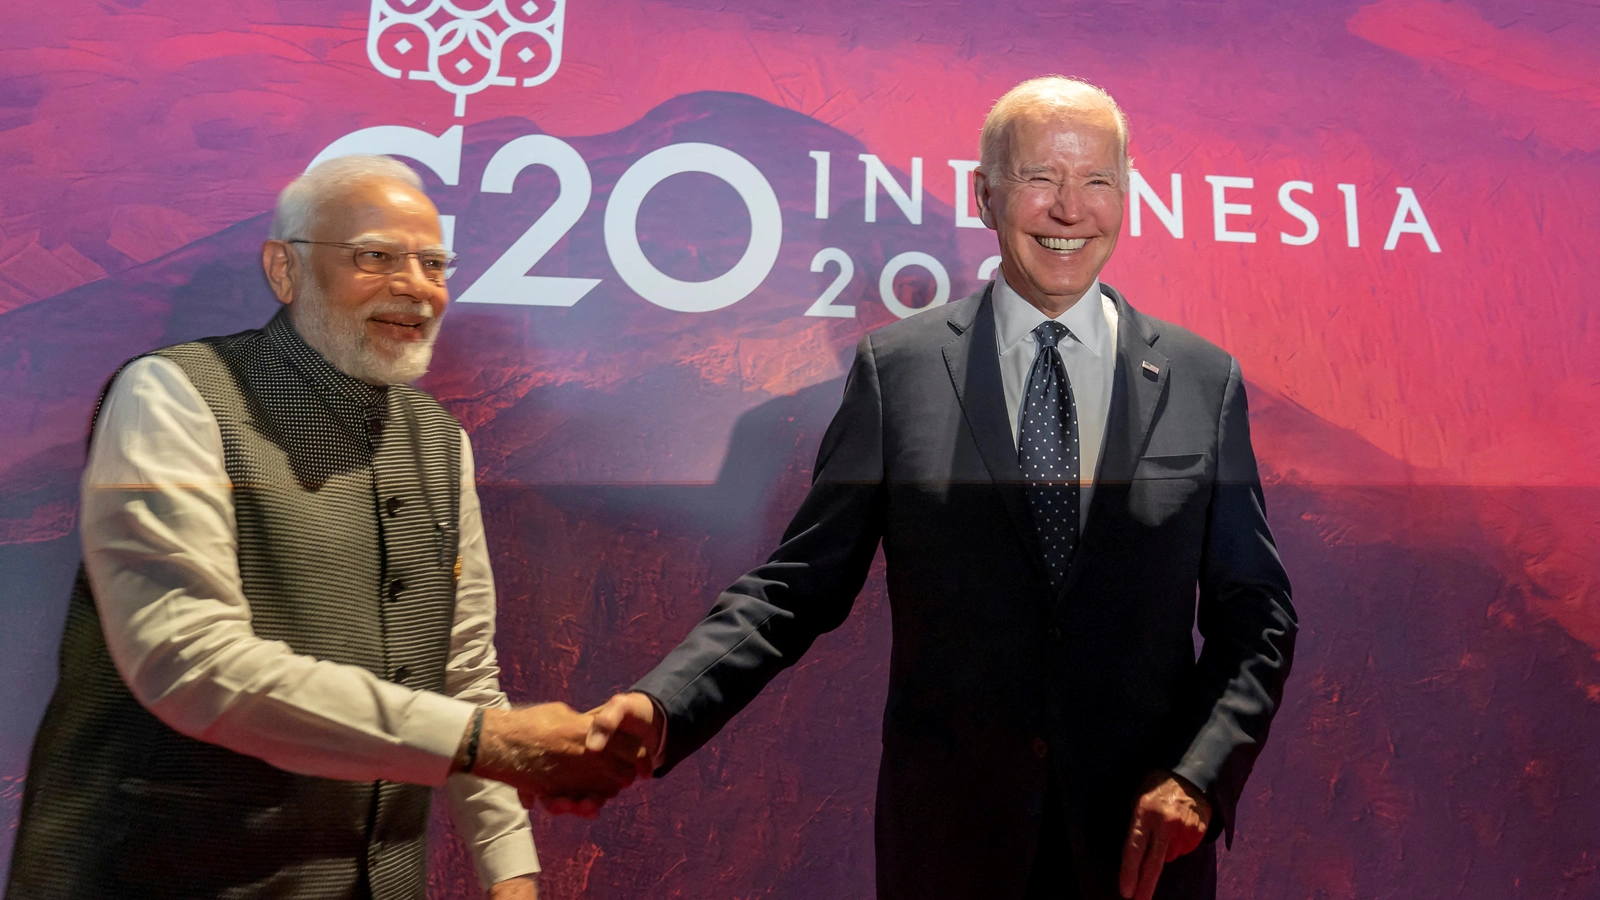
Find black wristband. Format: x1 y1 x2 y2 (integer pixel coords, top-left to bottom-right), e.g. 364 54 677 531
462 707 485 774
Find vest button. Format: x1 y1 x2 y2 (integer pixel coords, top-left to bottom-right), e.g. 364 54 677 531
1045 625 1063 644
388 579 405 602
391 666 410 684
385 496 405 518
1032 737 1049 759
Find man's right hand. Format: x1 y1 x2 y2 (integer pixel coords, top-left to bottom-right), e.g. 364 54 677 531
466 703 645 817
586 692 665 771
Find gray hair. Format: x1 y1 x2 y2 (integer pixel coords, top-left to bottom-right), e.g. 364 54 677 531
268 155 425 242
979 75 1131 189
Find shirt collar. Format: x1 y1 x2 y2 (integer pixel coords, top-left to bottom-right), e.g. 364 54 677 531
265 308 389 410
992 273 1109 357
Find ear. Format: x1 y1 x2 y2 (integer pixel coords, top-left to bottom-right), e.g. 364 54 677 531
973 168 998 231
262 240 296 306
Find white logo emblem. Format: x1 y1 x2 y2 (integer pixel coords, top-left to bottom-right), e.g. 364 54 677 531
367 0 567 116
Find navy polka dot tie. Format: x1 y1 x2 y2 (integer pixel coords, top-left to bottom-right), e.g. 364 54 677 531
1019 321 1080 589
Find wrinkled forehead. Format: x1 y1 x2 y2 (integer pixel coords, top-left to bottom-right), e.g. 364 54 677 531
1005 105 1124 169
310 176 441 240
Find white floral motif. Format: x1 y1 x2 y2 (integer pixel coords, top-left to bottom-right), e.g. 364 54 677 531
367 0 568 116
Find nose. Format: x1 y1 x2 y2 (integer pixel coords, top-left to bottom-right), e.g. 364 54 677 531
1049 184 1086 224
388 256 449 306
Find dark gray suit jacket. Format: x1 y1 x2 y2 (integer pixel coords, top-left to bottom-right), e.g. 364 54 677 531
634 283 1297 899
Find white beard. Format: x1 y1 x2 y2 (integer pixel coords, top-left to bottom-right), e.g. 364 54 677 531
289 274 441 385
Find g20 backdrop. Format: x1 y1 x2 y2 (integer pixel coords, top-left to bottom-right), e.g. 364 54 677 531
2 0 1597 896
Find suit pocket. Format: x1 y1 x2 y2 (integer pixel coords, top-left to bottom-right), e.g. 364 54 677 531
1134 451 1208 480
1129 452 1209 527
117 776 249 807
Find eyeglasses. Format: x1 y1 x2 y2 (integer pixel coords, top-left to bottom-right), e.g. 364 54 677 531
284 240 458 282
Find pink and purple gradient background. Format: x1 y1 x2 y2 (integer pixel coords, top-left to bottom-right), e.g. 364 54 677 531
2 1 1598 896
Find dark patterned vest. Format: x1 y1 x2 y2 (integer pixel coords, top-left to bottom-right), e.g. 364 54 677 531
8 311 464 900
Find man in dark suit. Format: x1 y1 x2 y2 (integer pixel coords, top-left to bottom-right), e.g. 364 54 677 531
582 76 1297 900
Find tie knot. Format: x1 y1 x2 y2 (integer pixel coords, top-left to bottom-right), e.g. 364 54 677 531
1034 321 1071 349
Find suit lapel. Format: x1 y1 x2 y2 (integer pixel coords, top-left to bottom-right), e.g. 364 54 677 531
941 285 1046 580
1055 285 1169 602
1095 286 1169 487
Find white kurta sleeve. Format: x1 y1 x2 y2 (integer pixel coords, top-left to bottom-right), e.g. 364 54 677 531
442 429 540 887
83 356 475 787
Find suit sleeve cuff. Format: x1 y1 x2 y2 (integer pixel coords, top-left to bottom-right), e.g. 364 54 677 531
641 692 670 769
1170 760 1226 838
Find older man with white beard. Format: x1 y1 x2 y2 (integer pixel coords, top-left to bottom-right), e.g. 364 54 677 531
7 156 645 900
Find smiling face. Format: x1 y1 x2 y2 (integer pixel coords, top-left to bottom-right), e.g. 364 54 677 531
263 176 449 384
975 103 1126 316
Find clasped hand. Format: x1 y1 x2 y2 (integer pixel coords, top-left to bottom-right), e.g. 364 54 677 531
468 694 663 817
1119 771 1212 900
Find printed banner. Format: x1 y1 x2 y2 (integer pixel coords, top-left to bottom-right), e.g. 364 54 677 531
1 1 1596 896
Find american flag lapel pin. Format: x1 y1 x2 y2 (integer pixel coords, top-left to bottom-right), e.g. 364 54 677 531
1141 360 1161 377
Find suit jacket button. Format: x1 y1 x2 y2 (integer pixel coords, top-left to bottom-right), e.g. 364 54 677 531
385 496 405 517
391 665 410 684
1045 625 1063 644
388 579 405 602
1032 737 1049 759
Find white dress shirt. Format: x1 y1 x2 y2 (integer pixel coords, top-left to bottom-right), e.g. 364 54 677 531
80 355 538 890
992 275 1120 530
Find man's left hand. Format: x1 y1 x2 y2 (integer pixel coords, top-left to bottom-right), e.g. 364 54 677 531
487 874 537 900
1118 772 1211 900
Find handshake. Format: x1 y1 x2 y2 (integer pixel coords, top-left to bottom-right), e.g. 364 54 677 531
457 692 663 817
